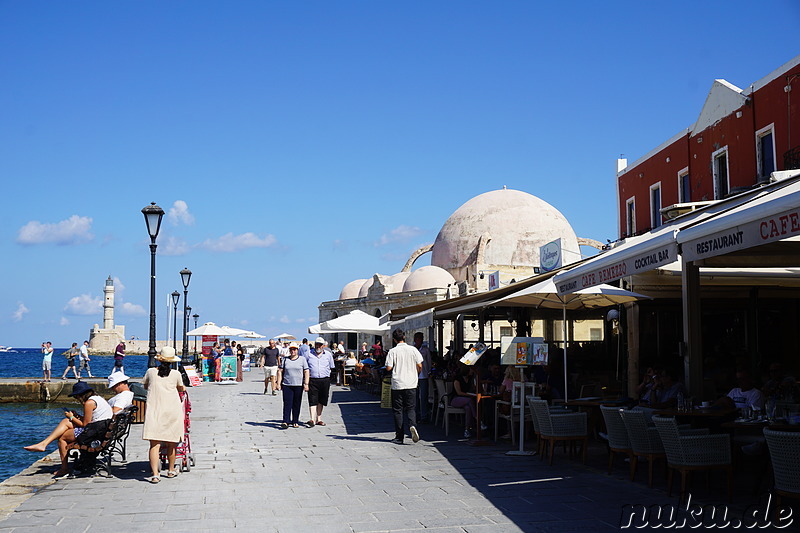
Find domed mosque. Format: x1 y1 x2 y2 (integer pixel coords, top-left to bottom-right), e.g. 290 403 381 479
317 188 600 348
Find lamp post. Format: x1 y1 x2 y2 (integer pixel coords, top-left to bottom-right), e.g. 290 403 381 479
142 202 165 368
180 268 192 364
192 313 199 356
171 291 180 350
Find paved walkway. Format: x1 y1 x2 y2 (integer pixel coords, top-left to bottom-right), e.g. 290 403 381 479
0 375 773 532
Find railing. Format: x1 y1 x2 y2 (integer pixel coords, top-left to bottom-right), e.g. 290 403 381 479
784 145 800 170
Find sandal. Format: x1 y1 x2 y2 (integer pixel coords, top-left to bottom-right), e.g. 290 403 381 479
292 423 299 428
307 420 315 427
145 476 160 484
164 471 178 478
316 421 326 426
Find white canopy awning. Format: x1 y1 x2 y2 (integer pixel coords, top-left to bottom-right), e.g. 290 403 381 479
310 310 389 336
678 175 800 261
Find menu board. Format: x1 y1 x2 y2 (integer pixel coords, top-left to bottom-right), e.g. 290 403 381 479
460 342 488 366
500 336 546 366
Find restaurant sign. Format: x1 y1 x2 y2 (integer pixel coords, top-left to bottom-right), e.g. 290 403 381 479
555 242 678 294
539 238 563 272
682 206 800 262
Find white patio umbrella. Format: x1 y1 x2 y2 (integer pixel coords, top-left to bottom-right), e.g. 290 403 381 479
186 322 229 336
239 331 266 339
489 279 651 401
317 309 389 336
220 326 248 337
275 333 297 340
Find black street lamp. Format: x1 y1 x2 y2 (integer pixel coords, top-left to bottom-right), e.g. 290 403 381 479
192 313 199 355
142 202 165 368
180 267 192 364
171 291 180 350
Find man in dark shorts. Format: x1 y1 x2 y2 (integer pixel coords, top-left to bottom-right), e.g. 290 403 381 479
259 339 281 395
304 337 336 427
113 341 126 374
61 342 80 380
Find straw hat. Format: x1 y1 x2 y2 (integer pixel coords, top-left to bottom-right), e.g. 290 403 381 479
156 346 181 363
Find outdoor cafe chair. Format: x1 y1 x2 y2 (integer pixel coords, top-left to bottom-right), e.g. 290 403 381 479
434 379 465 436
493 382 534 445
529 398 588 465
763 427 800 511
600 406 632 476
652 415 732 500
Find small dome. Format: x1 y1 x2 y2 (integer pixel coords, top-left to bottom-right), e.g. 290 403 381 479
402 266 456 292
431 188 580 272
385 272 411 294
339 279 367 300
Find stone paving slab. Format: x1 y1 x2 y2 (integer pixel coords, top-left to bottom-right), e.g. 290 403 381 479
1 373 798 531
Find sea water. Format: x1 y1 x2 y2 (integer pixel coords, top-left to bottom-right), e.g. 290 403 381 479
0 348 150 481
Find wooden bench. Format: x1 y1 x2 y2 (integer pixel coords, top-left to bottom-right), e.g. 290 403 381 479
66 405 138 477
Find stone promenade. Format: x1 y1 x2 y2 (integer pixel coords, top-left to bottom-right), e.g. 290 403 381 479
0 375 716 532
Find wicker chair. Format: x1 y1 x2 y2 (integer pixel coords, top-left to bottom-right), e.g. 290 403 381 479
600 406 632 476
763 428 800 510
652 415 732 500
434 379 465 436
529 398 588 465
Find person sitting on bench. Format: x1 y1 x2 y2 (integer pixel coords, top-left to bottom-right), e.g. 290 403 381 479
108 373 134 414
23 381 113 478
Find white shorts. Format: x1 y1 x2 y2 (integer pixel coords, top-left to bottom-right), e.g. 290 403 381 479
43 360 51 371
263 366 279 378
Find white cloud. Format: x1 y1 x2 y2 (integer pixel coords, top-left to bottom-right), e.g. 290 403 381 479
375 225 422 247
60 317 70 326
199 232 277 253
12 302 29 322
17 215 94 245
160 236 191 256
64 294 102 315
118 302 146 316
168 200 195 226
279 315 290 324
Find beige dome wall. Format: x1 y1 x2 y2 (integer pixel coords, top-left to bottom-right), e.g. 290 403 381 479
431 189 580 282
340 279 368 300
402 265 456 292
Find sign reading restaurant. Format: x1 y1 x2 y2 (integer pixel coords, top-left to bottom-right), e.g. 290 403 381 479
682 206 800 262
555 242 678 294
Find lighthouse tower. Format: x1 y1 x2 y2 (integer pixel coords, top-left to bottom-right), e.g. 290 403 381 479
103 275 115 330
89 276 126 353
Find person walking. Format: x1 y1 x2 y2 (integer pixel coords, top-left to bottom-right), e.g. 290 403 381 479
41 341 53 382
259 339 281 395
113 341 126 374
61 343 80 380
385 329 423 445
79 340 93 378
276 343 309 428
142 346 185 483
414 332 432 423
305 337 335 427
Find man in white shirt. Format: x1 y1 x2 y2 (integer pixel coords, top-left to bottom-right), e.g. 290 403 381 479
79 340 93 378
719 369 765 410
107 373 134 414
385 329 423 445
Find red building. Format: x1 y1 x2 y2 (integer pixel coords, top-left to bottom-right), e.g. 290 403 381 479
617 55 800 239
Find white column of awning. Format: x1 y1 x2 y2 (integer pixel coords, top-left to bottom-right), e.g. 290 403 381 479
552 230 679 295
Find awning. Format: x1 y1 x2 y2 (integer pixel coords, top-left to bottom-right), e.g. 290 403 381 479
553 171 800 294
678 175 800 262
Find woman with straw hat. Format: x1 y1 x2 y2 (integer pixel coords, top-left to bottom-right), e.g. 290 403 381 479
276 342 309 428
142 346 185 483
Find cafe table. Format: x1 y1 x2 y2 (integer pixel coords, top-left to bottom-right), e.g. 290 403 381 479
653 406 737 429
564 397 626 439
466 391 502 446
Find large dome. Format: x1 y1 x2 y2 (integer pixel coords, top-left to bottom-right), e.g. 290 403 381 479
339 279 367 300
402 266 456 292
431 188 580 271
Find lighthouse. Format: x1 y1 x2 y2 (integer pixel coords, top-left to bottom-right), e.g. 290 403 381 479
89 276 126 353
103 275 115 330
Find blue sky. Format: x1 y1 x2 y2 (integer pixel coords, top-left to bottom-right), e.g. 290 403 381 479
1 1 798 347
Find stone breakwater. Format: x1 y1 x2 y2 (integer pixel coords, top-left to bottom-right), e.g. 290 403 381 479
0 379 122 403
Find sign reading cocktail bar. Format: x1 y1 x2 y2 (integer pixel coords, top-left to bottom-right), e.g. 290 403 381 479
682 206 800 261
555 242 677 294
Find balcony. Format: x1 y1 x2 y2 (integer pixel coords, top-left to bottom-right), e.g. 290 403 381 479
784 145 800 170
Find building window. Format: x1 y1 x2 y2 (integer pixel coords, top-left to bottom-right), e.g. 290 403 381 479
625 197 635 237
650 183 662 229
712 147 729 199
756 124 776 181
500 326 513 338
678 168 691 203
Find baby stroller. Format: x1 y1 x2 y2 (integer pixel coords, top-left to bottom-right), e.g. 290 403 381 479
160 390 194 472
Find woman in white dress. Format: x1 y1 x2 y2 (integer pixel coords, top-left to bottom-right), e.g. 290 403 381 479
142 346 185 483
